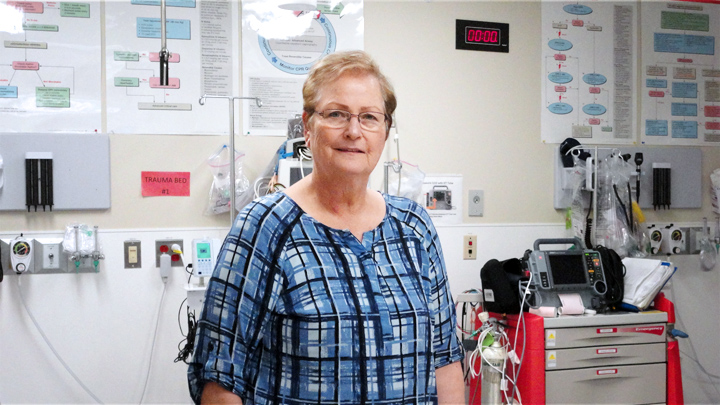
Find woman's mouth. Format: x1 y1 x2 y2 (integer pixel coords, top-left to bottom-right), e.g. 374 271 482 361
337 148 364 154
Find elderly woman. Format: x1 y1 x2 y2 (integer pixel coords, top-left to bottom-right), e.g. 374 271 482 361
188 50 465 404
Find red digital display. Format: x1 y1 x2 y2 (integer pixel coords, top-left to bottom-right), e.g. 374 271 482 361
466 27 501 45
456 19 509 53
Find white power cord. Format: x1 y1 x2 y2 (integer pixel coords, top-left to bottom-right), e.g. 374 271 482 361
16 276 104 404
671 281 720 399
139 282 167 404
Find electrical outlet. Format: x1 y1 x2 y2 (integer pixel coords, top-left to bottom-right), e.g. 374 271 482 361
124 240 141 269
155 239 184 268
463 235 477 260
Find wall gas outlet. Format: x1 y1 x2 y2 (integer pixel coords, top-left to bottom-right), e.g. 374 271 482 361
32 239 68 274
463 235 477 260
155 239 184 268
468 190 484 217
124 240 141 269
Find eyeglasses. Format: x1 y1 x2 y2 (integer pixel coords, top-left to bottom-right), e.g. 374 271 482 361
313 109 387 131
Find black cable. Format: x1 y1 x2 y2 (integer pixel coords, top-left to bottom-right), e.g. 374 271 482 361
584 191 594 249
627 182 634 234
613 184 631 228
175 299 198 364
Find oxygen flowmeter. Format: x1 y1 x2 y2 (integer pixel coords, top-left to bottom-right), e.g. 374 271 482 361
10 237 32 273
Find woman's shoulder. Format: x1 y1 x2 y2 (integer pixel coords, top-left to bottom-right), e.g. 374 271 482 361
235 192 303 231
383 194 434 229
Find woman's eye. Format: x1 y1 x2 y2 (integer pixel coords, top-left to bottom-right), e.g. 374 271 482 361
327 110 344 118
360 113 379 122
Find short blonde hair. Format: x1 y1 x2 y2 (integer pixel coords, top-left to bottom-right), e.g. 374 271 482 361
303 50 396 133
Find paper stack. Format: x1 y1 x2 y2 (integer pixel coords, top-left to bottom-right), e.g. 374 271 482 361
621 258 676 311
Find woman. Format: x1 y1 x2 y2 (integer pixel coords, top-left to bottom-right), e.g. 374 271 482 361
188 50 465 404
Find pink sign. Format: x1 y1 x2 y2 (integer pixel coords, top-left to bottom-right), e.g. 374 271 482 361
13 61 39 70
706 122 720 130
705 106 720 117
649 91 665 98
554 54 566 61
589 87 601 94
555 86 566 92
8 1 43 12
141 171 190 196
589 118 600 125
149 77 180 89
149 52 181 63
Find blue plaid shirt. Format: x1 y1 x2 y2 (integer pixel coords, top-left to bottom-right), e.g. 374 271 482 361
188 192 463 404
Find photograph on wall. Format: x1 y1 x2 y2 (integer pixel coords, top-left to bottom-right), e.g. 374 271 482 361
421 174 463 225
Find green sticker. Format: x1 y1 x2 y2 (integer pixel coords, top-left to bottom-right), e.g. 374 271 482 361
36 87 70 108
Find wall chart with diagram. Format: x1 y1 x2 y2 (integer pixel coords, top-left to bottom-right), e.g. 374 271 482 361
0 1 101 133
641 1 720 146
105 0 239 135
541 1 637 144
241 0 364 136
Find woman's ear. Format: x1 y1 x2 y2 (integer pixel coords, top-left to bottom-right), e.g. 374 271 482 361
302 110 312 148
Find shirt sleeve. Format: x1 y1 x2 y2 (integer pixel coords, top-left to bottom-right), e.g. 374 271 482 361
419 207 465 369
187 199 287 403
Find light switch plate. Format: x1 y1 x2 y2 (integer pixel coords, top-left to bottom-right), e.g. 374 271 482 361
124 240 141 269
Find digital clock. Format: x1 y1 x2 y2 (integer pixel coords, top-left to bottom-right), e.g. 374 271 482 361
456 19 509 53
466 27 501 45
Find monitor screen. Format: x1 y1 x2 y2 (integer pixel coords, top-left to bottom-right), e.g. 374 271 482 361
548 253 587 285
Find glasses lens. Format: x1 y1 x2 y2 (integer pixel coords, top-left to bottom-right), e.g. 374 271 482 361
359 112 384 130
323 110 350 128
320 110 385 130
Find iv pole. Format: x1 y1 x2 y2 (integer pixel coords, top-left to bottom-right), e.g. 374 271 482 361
159 0 170 86
199 95 262 227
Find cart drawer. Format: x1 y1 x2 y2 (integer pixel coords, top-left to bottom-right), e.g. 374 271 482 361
546 342 666 370
545 323 666 348
546 363 666 404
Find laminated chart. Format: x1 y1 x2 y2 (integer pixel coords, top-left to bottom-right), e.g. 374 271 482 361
0 1 101 132
241 0 363 136
541 2 637 144
641 1 720 146
105 0 239 135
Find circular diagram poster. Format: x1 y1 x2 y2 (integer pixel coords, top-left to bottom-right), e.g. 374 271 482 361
242 0 364 136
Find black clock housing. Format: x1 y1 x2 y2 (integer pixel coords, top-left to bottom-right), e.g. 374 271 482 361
456 19 509 53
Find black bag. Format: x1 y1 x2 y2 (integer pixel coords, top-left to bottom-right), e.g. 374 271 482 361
596 245 625 309
480 258 526 314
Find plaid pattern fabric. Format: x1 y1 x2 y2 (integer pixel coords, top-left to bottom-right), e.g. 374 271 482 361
188 192 463 404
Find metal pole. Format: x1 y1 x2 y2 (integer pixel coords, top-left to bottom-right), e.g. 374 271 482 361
159 0 169 86
229 98 236 220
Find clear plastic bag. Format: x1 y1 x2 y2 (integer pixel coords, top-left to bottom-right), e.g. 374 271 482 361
205 145 250 215
62 224 97 255
595 151 646 257
387 160 425 202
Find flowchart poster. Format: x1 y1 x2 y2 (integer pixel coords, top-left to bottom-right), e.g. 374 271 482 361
241 0 364 136
641 1 720 146
0 1 102 133
541 1 637 144
105 0 239 135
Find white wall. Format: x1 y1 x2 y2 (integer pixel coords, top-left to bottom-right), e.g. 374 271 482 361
2 224 718 404
1 1 719 404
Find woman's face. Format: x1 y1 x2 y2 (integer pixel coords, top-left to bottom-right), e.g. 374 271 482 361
304 73 387 181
